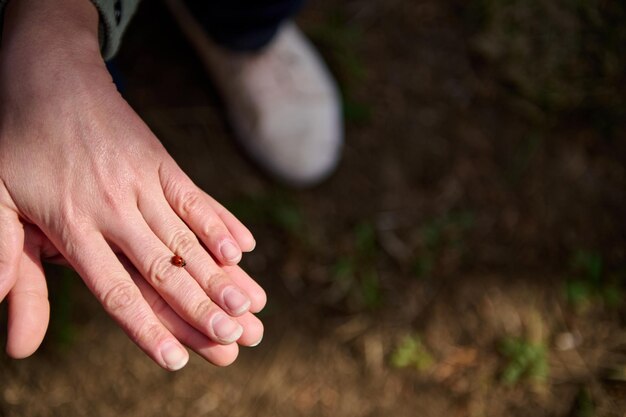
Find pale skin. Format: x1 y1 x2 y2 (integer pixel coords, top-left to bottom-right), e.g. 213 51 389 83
0 0 266 370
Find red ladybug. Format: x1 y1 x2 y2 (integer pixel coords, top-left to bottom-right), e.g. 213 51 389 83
171 255 186 267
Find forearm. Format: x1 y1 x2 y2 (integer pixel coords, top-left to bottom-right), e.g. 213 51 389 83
1 0 140 60
0 0 112 108
2 0 101 62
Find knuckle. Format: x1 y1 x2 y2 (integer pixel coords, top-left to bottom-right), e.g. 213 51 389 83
180 190 204 217
12 289 48 301
147 295 170 317
100 186 125 216
102 281 140 314
197 220 225 243
169 228 198 255
146 255 175 285
56 226 80 258
193 298 215 318
200 270 227 290
132 320 165 345
55 209 91 256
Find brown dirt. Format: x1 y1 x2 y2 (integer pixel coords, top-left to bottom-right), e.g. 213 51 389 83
2 0 625 416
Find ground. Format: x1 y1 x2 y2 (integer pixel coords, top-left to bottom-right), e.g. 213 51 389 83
1 0 625 416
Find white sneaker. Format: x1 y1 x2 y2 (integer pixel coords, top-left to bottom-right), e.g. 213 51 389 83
164 0 343 186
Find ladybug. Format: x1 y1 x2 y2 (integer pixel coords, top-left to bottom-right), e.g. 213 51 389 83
171 255 186 267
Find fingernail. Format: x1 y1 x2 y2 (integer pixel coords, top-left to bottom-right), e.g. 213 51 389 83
250 336 263 347
161 341 189 371
211 313 243 343
220 241 241 263
223 286 251 315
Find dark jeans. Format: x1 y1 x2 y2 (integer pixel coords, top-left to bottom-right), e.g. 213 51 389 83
184 0 306 52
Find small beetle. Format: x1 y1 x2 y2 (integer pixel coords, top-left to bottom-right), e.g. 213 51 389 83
171 255 186 267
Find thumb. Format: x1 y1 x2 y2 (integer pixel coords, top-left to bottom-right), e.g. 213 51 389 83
0 205 24 303
6 226 50 358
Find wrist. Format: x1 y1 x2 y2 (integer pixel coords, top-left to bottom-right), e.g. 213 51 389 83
0 0 111 101
1 0 102 65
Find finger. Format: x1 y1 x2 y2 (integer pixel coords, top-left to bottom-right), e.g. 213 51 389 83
223 265 267 314
205 197 256 252
104 214 245 344
6 241 49 358
235 312 264 347
0 206 24 303
126 256 259 355
137 195 253 317
60 229 190 371
159 163 246 264
124 257 240 366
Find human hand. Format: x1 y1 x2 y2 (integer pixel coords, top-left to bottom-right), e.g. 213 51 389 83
1 224 264 367
0 0 265 370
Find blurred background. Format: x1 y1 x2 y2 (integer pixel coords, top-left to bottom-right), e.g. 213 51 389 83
1 0 625 415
